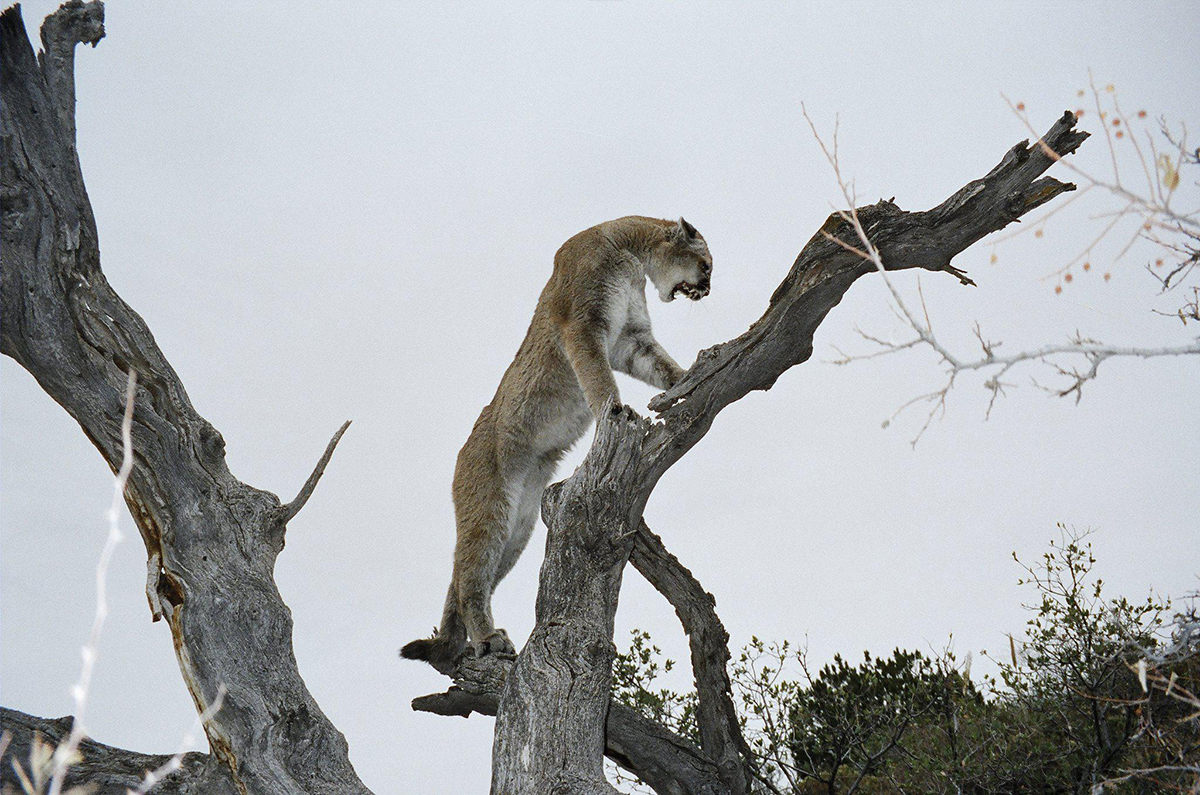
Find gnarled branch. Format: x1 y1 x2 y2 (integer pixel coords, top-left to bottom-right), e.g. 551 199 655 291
631 523 753 794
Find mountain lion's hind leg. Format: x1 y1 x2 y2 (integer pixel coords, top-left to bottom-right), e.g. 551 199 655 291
452 513 510 657
450 418 516 658
495 455 558 585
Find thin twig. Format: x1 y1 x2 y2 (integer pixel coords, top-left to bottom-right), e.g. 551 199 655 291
804 101 1200 443
48 368 138 795
130 684 227 794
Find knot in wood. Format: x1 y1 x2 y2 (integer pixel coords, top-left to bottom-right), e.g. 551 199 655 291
584 636 614 667
200 421 226 461
672 405 696 425
558 493 589 526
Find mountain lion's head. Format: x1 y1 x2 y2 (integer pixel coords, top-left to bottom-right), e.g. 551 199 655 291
649 217 712 303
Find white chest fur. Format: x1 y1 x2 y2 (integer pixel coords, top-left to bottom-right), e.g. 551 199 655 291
603 276 650 355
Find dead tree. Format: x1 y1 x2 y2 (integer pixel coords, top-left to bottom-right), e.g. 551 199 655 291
1 4 365 793
0 2 1088 793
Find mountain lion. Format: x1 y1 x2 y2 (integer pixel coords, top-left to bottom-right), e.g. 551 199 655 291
401 216 712 668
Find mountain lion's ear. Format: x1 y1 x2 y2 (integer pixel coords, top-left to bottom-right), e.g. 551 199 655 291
677 217 698 240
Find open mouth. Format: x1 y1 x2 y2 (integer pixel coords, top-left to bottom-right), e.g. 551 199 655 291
671 281 710 301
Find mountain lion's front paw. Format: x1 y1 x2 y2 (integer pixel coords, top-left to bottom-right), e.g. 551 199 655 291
609 402 640 422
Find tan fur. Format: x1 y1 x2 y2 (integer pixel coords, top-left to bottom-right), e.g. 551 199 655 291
401 216 712 666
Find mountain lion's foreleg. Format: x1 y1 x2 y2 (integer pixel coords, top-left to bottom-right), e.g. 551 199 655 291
562 319 621 416
612 323 686 391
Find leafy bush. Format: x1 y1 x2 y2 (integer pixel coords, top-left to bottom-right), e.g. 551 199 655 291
612 527 1198 794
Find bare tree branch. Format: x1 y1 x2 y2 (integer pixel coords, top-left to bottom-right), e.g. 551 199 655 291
646 111 1086 445
827 87 1199 441
805 101 1200 442
630 523 754 794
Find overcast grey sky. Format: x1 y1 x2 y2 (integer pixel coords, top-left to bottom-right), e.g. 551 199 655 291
3 1 1198 792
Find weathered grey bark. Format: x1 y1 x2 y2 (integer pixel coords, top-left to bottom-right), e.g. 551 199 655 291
1 4 370 794
480 113 1088 794
489 407 650 795
0 707 225 795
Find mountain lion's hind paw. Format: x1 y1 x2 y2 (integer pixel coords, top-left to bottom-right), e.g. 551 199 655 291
473 629 515 658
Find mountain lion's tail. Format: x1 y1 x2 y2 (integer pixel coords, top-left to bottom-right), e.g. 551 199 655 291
399 635 460 667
